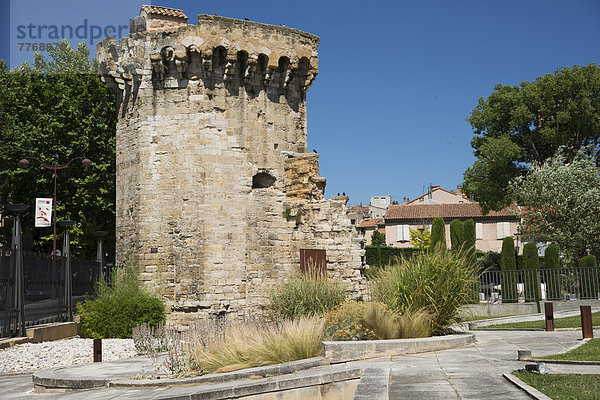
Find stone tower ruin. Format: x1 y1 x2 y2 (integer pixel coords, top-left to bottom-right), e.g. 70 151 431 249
97 5 367 326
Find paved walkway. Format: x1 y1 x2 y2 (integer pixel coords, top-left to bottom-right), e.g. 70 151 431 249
1 326 598 399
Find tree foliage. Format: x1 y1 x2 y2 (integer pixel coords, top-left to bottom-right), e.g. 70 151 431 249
409 227 431 249
370 230 386 247
430 217 446 250
501 236 517 302
463 64 600 212
579 255 597 268
0 40 116 257
449 219 464 251
463 219 476 259
522 242 539 270
509 148 600 266
544 244 560 269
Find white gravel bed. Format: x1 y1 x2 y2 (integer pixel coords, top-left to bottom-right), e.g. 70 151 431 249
0 337 137 374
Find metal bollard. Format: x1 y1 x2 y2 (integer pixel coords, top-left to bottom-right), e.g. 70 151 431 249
94 338 102 362
545 302 554 332
581 305 593 339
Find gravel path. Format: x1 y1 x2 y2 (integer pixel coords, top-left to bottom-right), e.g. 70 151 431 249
0 338 137 375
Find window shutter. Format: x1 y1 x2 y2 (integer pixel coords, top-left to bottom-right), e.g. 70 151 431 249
476 223 483 240
403 225 410 242
397 225 404 241
496 223 503 239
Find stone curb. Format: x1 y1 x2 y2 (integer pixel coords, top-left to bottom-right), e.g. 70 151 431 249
531 358 600 366
110 356 328 388
151 366 362 400
503 373 552 400
32 356 328 390
323 333 476 364
352 367 390 400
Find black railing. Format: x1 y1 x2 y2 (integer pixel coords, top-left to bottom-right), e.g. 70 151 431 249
0 250 99 337
475 266 600 303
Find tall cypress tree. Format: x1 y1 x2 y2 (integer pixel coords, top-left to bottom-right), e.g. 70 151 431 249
449 219 464 251
544 244 560 300
501 236 517 302
430 217 446 251
523 242 540 302
463 219 476 259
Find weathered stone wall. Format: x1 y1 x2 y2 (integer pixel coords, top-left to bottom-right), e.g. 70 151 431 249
97 8 367 326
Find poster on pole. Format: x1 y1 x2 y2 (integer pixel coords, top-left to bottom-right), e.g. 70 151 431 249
35 198 52 227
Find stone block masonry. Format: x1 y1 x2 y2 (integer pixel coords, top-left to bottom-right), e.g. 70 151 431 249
97 6 368 327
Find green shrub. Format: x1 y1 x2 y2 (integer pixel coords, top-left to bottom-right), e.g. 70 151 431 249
364 246 420 270
463 219 476 260
523 242 541 302
430 217 446 250
370 230 386 247
449 219 464 251
580 255 597 268
501 236 517 303
545 244 560 269
361 302 432 339
77 260 166 338
371 249 478 334
323 301 375 341
268 274 346 319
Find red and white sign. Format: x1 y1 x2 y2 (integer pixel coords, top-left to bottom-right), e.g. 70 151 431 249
35 198 52 227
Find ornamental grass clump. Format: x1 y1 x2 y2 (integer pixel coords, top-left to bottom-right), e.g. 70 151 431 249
361 302 432 339
268 273 346 319
192 317 324 374
371 249 478 334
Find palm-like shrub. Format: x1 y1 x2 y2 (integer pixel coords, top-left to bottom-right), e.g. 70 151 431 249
371 250 478 334
268 274 346 319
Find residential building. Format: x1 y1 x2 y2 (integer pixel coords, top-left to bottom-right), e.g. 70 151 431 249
384 185 520 252
370 195 391 219
356 218 385 245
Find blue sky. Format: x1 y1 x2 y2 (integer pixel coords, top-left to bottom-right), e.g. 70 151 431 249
1 0 599 206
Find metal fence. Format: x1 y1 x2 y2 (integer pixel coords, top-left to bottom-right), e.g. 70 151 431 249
1 250 99 337
475 266 600 303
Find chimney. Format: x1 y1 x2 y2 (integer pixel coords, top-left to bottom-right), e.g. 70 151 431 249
456 184 462 196
403 196 406 204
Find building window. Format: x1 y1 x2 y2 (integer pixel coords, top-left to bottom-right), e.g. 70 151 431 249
496 222 511 239
476 223 483 240
396 224 410 242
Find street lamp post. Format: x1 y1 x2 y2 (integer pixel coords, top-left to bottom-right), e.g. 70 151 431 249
18 156 91 258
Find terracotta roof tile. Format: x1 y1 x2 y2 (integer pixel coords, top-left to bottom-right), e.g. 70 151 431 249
384 203 519 220
141 5 188 20
357 218 384 228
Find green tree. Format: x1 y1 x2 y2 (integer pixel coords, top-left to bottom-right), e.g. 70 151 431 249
522 242 541 303
544 244 560 269
501 236 517 302
449 219 464 251
430 217 446 251
579 255 597 268
0 40 115 257
544 244 561 299
463 64 600 213
463 219 476 260
409 227 431 249
509 148 600 266
370 230 386 247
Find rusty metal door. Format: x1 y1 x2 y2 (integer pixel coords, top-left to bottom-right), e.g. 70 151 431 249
299 249 326 278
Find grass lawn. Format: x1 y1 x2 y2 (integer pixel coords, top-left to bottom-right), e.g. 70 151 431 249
539 338 600 361
461 314 516 322
513 372 600 400
479 311 600 330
